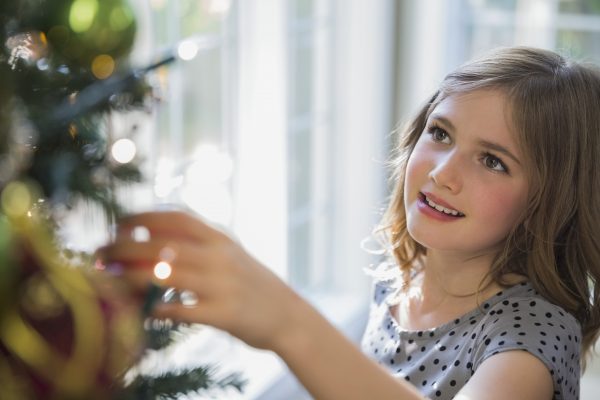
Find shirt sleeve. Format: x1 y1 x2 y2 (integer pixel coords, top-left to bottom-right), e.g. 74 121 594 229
471 297 581 399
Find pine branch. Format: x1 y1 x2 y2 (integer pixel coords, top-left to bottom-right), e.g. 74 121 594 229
119 366 247 400
144 319 182 350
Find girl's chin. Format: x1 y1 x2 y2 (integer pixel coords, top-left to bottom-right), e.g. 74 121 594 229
409 236 505 260
407 226 471 253
406 227 443 250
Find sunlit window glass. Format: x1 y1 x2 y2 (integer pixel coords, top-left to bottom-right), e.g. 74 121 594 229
287 0 335 289
148 0 237 226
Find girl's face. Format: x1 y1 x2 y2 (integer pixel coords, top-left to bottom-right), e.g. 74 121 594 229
404 89 529 258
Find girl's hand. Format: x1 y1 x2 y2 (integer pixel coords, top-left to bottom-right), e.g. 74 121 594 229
98 212 428 400
96 211 303 351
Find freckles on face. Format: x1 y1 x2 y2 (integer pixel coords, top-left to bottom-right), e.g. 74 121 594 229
403 89 529 256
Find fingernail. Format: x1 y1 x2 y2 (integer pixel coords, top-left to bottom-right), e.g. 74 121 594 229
94 258 106 271
104 262 125 276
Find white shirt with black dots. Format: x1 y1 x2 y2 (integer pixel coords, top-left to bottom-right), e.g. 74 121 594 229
361 280 581 400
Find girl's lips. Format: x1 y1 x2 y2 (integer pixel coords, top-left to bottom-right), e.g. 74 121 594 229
418 192 465 219
420 191 463 213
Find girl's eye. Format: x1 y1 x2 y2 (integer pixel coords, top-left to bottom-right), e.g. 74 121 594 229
482 152 509 173
428 126 451 144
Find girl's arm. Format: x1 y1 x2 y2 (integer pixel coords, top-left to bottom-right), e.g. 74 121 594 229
455 351 554 400
97 211 425 400
270 295 426 400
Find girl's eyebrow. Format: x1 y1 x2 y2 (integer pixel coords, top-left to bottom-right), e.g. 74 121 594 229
429 114 455 131
429 114 521 166
478 140 522 166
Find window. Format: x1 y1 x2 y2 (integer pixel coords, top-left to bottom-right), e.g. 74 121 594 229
124 0 396 398
140 0 238 226
286 0 335 289
394 0 600 124
449 0 600 67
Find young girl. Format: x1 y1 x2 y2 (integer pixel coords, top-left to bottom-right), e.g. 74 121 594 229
98 46 600 400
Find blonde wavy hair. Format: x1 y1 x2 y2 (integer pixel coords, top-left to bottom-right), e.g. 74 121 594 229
380 46 600 364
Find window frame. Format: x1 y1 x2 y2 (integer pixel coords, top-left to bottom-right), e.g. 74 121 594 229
127 0 397 397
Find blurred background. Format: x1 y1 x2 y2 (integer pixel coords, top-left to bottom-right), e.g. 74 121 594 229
83 0 600 398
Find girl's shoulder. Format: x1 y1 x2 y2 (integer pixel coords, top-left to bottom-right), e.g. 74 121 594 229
478 281 581 337
473 282 581 399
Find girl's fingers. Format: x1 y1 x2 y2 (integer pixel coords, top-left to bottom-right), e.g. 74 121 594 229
115 267 219 296
97 239 216 275
151 302 217 325
95 211 264 331
116 211 229 244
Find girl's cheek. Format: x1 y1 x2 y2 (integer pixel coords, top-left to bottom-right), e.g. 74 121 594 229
404 155 419 190
478 186 527 223
406 147 431 178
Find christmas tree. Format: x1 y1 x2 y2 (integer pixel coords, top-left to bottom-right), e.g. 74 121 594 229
0 1 244 398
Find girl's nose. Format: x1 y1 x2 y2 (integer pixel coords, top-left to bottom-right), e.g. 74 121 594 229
428 152 463 193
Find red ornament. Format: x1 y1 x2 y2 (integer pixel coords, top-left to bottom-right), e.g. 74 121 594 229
0 230 145 399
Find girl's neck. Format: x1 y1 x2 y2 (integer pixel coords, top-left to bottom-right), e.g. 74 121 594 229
420 250 497 301
393 250 525 331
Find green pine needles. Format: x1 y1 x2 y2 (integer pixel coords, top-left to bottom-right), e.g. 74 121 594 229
122 366 247 400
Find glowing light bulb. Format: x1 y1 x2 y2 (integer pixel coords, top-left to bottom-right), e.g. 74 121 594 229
153 261 172 280
111 138 136 164
131 226 150 242
91 54 115 79
177 40 199 61
69 0 99 33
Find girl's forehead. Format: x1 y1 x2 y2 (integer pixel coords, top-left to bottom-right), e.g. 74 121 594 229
429 89 513 127
433 88 509 110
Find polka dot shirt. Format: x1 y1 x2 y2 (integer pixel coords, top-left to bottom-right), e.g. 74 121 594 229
361 280 581 399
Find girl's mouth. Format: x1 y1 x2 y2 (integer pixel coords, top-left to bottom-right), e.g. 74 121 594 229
419 192 465 217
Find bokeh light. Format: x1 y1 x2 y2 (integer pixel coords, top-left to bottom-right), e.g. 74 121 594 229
153 158 181 199
109 6 134 31
111 138 136 164
91 54 115 79
177 40 199 61
153 261 172 280
1 181 33 218
39 32 47 45
131 226 151 242
152 146 234 224
189 145 234 183
181 146 234 225
69 123 78 138
69 0 99 33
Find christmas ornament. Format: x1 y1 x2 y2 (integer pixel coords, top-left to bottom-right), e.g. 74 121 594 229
14 0 138 73
0 182 144 399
